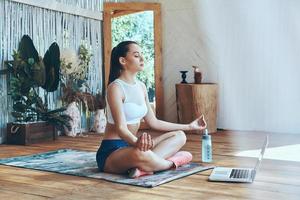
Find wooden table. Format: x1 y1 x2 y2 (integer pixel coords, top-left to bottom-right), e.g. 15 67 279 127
176 83 218 133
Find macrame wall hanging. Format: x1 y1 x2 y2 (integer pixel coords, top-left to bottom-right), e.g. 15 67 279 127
0 0 121 143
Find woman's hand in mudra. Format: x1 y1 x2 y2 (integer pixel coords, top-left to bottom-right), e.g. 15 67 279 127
136 132 154 151
189 115 207 131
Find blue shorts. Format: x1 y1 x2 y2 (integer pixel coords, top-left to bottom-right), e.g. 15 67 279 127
96 139 129 172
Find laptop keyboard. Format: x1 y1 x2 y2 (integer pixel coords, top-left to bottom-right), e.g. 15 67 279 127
230 169 249 179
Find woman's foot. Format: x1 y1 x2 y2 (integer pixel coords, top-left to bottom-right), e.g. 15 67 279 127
167 151 193 168
128 168 153 178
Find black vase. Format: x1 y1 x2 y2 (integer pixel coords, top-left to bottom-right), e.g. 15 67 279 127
180 71 188 83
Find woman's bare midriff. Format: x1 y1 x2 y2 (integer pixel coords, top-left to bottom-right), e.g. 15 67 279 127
103 122 140 140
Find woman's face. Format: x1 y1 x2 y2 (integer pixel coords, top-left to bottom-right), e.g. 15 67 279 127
121 43 144 72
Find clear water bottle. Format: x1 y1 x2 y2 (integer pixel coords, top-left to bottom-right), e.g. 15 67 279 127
202 128 212 162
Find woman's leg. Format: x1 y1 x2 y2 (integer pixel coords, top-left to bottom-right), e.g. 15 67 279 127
104 147 173 174
104 130 186 174
152 130 187 159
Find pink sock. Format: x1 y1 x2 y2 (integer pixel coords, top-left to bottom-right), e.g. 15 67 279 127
128 168 153 178
167 151 193 168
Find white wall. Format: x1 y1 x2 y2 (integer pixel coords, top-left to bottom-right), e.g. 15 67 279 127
129 0 300 134
159 0 218 123
196 0 300 134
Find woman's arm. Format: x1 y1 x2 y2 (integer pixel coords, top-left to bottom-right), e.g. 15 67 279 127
142 84 207 132
107 83 138 146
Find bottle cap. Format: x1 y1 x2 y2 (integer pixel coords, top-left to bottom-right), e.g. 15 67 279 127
202 129 210 139
203 128 208 135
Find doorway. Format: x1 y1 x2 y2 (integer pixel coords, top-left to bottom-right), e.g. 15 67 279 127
103 2 163 120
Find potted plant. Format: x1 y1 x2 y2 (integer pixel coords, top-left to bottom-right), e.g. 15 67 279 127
1 35 71 145
60 44 105 136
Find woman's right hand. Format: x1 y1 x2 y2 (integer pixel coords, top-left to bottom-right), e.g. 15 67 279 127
136 132 154 151
189 114 207 131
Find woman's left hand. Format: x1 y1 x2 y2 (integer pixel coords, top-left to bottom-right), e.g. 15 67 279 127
189 115 207 130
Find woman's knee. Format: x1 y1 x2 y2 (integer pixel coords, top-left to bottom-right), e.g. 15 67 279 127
175 130 187 145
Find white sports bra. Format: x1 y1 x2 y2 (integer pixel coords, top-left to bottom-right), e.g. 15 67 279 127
106 79 148 124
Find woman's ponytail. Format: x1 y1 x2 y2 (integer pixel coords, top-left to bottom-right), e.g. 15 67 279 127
108 47 120 84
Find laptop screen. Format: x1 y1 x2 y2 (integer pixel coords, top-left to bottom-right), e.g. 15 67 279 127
254 135 269 172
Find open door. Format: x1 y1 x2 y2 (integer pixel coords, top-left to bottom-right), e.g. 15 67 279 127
103 2 164 121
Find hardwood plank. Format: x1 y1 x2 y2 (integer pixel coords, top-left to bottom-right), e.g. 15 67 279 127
0 189 50 200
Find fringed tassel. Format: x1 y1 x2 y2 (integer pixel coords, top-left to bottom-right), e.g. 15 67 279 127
0 0 116 142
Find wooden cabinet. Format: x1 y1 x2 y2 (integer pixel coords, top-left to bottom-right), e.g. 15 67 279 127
176 83 218 133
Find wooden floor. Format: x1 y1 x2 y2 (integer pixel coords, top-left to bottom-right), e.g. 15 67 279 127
0 130 299 200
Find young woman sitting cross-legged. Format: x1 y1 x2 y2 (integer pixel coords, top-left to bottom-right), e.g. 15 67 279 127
96 41 207 178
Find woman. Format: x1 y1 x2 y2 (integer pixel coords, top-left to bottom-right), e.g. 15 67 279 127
96 41 207 178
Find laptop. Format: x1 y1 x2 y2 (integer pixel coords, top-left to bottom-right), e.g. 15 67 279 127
209 135 269 183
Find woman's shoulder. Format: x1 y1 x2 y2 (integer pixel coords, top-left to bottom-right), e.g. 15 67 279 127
106 82 125 102
107 81 124 94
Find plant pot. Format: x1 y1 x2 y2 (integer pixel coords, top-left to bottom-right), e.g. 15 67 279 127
64 102 81 137
92 109 106 134
6 121 57 145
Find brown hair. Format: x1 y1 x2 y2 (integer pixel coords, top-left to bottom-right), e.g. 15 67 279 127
108 41 138 84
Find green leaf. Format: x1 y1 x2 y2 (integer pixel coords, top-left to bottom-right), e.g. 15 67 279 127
46 107 67 114
24 116 34 121
11 111 24 118
18 35 39 63
13 102 27 112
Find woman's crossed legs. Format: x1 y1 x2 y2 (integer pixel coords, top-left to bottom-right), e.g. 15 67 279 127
103 130 187 174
